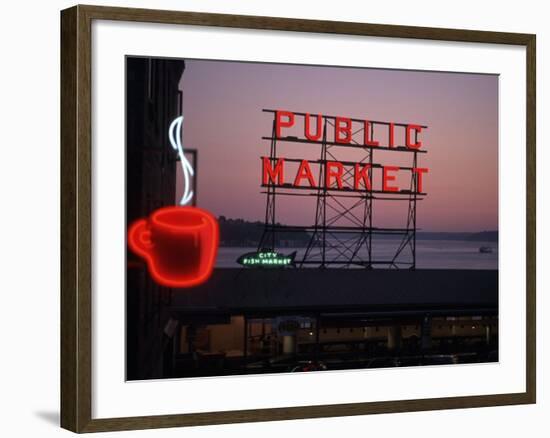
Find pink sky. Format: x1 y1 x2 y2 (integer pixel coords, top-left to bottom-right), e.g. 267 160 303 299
177 59 498 232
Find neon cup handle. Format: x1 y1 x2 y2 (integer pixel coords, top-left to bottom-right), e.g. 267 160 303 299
128 219 154 257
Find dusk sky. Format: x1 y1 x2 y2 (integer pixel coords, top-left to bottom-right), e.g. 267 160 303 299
177 59 498 233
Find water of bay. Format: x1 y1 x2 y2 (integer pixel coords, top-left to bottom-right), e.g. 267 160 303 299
216 239 498 270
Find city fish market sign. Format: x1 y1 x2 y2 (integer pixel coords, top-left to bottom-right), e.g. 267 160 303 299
237 250 297 268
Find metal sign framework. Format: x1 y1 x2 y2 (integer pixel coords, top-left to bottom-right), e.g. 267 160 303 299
258 109 428 269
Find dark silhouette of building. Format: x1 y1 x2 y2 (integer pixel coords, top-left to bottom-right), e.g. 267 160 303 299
168 268 498 378
126 57 185 380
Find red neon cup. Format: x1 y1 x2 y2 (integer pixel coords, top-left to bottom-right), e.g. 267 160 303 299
128 206 219 288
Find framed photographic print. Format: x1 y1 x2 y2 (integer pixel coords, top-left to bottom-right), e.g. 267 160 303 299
60 4 536 433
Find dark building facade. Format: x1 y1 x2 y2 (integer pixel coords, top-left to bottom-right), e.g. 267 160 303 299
126 57 185 380
169 268 498 377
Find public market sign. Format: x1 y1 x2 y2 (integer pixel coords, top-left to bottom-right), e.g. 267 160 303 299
261 110 429 193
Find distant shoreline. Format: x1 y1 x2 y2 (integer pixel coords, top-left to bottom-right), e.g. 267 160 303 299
219 234 498 248
218 217 497 247
415 231 498 242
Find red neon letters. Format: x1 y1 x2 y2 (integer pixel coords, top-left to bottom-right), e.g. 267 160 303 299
128 206 219 288
364 121 379 147
354 163 372 191
335 117 352 144
406 124 423 149
413 167 429 193
382 166 400 192
262 158 427 194
294 159 316 187
304 113 323 141
267 111 429 194
325 161 344 189
275 110 425 151
262 157 284 185
275 110 294 138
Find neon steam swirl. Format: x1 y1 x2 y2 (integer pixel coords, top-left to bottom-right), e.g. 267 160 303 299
169 116 195 206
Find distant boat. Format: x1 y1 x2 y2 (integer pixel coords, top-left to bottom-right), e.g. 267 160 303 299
479 246 493 254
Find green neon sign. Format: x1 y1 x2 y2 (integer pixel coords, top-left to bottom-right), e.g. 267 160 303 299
237 250 297 268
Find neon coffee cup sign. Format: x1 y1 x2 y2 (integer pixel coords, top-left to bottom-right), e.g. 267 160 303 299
128 116 219 288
